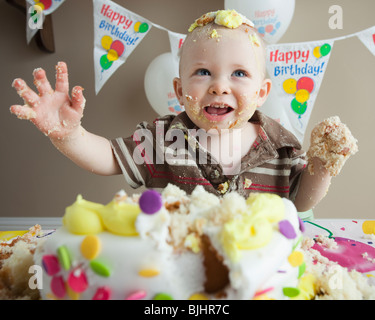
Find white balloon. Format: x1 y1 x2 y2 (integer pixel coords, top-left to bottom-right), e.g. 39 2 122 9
144 52 184 116
224 0 295 44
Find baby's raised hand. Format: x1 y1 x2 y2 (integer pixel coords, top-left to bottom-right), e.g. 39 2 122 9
10 62 85 140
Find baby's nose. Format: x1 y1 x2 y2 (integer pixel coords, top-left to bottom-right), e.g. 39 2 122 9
208 79 231 95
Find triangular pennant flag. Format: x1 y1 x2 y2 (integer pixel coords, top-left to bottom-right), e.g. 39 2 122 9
93 0 152 94
259 40 334 143
168 31 186 75
26 0 66 43
356 26 375 57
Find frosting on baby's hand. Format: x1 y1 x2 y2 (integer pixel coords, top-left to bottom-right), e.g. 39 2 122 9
307 116 358 176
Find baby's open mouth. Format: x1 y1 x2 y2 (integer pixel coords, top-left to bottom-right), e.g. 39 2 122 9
204 104 234 115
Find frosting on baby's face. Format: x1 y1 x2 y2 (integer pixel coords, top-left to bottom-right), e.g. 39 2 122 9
173 23 270 133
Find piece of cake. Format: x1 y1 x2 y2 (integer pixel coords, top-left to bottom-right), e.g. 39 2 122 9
307 116 358 176
33 185 307 300
0 225 42 300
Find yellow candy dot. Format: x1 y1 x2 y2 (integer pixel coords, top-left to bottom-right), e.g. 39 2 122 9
101 35 112 50
138 268 160 277
189 293 210 300
295 89 310 103
67 285 80 300
362 221 375 235
107 49 119 62
283 78 297 94
313 46 322 59
80 235 101 260
253 294 274 300
288 250 304 267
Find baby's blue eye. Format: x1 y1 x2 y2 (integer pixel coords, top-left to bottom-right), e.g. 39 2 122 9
232 70 247 77
196 69 211 76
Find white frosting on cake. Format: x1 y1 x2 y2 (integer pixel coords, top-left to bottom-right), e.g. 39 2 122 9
34 185 308 300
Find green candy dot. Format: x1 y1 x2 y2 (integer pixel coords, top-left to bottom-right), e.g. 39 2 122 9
90 259 112 277
153 293 174 300
298 262 306 279
283 287 300 298
57 245 71 271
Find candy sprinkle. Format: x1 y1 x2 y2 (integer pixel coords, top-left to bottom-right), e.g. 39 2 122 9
42 255 60 276
80 235 101 260
90 259 112 277
283 287 300 298
153 293 174 300
93 286 112 300
57 245 71 270
288 251 304 267
50 275 66 299
138 268 160 277
125 290 147 300
67 268 88 293
139 190 163 214
278 220 297 239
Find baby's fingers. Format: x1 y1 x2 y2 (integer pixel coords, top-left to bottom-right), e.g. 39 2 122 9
10 104 37 120
55 62 69 94
71 86 86 114
12 78 40 108
33 67 53 96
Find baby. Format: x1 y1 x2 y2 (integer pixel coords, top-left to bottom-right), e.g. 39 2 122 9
10 10 357 212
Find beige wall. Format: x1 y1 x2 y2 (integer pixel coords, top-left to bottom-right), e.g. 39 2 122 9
1 0 374 220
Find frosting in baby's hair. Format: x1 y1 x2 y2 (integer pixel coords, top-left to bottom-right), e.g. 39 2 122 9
188 9 254 33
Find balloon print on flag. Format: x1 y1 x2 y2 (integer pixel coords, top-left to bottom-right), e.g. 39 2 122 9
100 36 125 71
224 0 295 44
259 40 334 143
93 0 152 94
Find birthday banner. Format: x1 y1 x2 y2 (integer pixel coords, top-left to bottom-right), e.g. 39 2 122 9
259 40 334 143
93 0 152 94
26 0 66 44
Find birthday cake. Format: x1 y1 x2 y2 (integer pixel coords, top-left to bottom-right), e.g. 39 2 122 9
32 184 309 300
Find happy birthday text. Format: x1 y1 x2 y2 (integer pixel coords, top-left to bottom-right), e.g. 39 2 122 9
100 4 133 29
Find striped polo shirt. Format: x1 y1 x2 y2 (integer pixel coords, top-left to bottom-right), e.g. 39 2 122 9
111 110 307 200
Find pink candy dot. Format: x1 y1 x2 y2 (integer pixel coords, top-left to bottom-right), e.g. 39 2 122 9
93 286 112 300
42 255 60 276
125 289 147 300
50 275 66 298
67 268 88 293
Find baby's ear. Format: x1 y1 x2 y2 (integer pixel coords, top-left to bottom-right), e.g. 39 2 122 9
173 77 183 105
257 78 272 107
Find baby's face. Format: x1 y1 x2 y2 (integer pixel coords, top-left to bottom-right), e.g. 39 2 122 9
174 24 271 133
